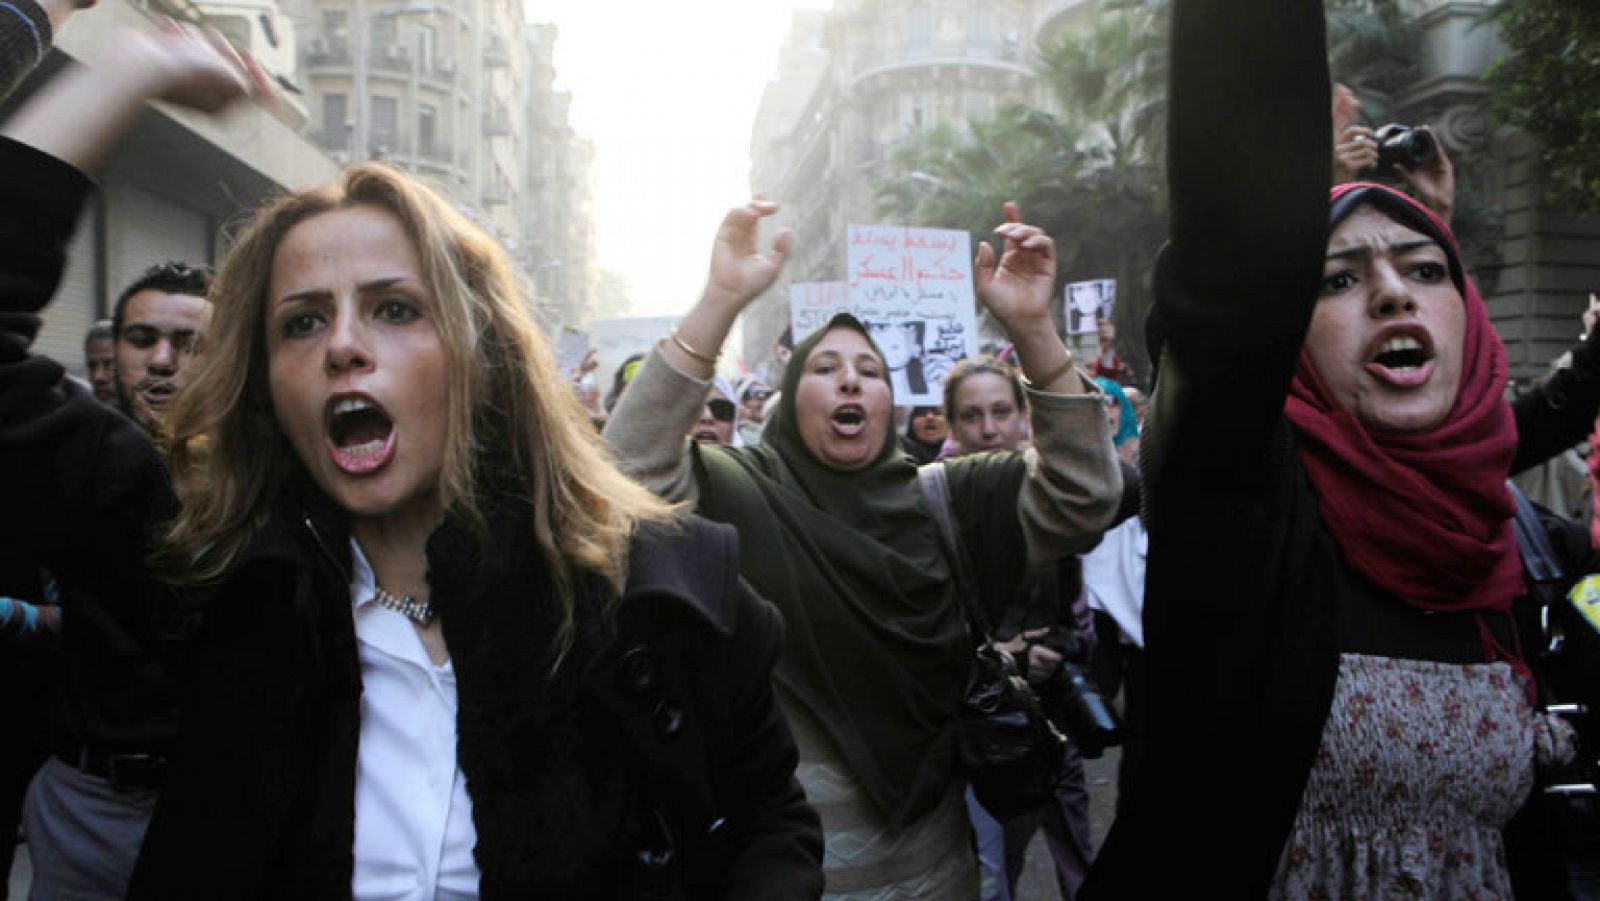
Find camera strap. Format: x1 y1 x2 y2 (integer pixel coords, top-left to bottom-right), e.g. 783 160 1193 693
916 461 995 642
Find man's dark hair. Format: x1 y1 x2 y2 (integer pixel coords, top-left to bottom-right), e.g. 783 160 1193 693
111 262 212 339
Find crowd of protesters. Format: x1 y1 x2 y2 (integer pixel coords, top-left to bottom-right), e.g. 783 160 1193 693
7 0 1600 898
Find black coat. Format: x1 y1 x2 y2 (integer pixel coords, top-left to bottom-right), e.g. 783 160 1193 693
0 137 179 753
130 492 822 900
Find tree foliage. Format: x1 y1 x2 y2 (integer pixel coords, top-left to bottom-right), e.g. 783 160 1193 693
1486 0 1600 212
876 0 1167 383
873 0 1465 382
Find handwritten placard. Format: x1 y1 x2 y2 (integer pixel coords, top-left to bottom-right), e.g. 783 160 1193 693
1065 279 1116 335
789 281 851 344
845 224 977 406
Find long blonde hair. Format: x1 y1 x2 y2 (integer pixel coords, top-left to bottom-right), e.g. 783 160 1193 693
161 165 675 656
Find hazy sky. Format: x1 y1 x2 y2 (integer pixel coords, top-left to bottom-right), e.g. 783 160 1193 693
525 0 829 319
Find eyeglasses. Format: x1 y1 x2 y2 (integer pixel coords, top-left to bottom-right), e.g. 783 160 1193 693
708 398 736 422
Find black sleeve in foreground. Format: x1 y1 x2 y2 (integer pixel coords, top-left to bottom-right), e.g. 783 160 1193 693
1150 0 1332 487
0 135 93 319
1512 329 1600 475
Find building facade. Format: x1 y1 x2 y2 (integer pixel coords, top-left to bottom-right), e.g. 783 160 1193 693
522 23 598 330
749 0 1600 383
745 0 1043 374
1401 0 1600 382
290 0 596 329
16 0 338 374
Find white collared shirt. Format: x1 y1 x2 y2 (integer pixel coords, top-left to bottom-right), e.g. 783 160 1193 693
1081 517 1148 648
350 539 480 901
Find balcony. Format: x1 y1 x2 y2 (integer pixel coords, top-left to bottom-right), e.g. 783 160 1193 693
418 56 458 87
483 35 510 69
308 128 351 156
482 177 511 206
303 35 351 67
369 43 413 75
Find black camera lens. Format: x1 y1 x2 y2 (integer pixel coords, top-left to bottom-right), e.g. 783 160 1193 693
1373 123 1437 178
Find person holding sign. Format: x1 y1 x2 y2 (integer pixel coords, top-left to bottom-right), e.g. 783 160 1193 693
605 200 1120 898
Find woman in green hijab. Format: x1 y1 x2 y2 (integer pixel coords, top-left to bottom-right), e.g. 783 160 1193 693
605 200 1121 898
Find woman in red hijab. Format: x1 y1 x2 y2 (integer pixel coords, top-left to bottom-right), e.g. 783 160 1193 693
1086 0 1598 896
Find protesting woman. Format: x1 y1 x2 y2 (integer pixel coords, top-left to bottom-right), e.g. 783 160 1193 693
0 27 821 899
605 202 1121 897
1087 0 1598 895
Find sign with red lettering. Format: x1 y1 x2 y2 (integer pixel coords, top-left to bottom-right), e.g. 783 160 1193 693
789 281 851 344
843 224 977 406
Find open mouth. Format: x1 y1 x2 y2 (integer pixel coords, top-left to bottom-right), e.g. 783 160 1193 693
692 429 722 444
137 380 176 407
1365 329 1435 388
830 404 867 437
325 395 396 474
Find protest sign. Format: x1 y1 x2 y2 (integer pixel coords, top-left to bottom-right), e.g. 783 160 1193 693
844 224 978 406
789 281 851 344
1065 279 1116 335
554 327 591 379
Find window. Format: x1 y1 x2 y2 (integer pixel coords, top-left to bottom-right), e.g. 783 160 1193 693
371 96 399 153
907 7 931 50
372 16 398 51
417 23 435 71
969 7 992 47
419 104 437 156
323 9 347 40
323 93 347 145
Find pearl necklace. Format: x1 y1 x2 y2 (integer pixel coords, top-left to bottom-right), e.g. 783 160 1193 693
374 585 435 627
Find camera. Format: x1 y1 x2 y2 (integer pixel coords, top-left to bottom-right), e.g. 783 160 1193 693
1030 631 1122 758
1369 123 1437 180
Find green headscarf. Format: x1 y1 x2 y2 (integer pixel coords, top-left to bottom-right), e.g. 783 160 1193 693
693 315 969 827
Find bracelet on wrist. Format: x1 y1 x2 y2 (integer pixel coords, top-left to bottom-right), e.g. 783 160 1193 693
1020 353 1077 391
670 328 719 366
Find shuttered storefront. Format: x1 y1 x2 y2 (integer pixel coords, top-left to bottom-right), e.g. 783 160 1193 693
31 205 100 375
31 177 213 377
107 179 211 297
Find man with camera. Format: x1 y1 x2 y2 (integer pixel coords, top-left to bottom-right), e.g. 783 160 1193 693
1331 83 1456 225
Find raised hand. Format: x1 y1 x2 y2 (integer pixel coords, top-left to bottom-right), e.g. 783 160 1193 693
1333 125 1378 184
118 21 272 113
974 201 1057 332
702 198 791 312
5 20 269 173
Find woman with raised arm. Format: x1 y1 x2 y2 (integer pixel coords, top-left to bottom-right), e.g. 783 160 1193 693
1 24 822 898
127 173 820 898
1086 0 1599 896
605 203 1121 897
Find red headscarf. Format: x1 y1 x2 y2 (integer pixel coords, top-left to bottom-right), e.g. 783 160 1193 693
1285 183 1524 627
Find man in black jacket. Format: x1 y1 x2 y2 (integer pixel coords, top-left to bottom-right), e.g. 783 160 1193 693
0 25 262 899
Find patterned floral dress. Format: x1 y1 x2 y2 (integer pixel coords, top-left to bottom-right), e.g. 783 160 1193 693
1271 653 1574 900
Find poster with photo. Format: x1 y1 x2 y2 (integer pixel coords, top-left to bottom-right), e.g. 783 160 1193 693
844 224 978 406
1065 279 1117 335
